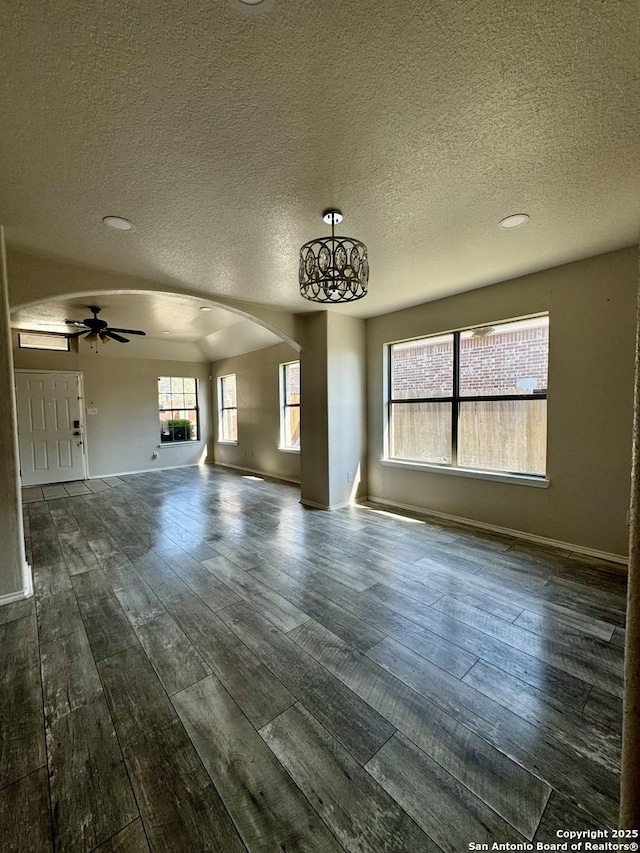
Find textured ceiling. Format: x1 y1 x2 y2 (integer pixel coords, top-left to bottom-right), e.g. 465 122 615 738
1 0 639 320
10 293 283 361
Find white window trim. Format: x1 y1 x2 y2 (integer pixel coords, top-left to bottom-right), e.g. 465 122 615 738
380 457 550 487
217 374 238 444
279 360 300 452
158 375 201 444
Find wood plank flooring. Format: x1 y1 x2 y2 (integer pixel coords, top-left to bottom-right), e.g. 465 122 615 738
1 465 625 851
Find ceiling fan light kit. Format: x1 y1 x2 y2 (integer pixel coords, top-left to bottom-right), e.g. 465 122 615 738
299 209 369 304
64 306 146 349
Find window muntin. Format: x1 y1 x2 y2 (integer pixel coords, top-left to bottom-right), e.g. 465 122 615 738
388 315 549 476
158 376 200 442
218 374 238 442
280 361 300 450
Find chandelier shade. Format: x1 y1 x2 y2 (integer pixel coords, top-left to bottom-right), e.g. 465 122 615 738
299 210 369 303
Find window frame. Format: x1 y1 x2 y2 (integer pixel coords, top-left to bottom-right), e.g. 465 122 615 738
217 373 238 444
385 315 548 478
18 331 70 352
279 360 301 452
158 376 201 444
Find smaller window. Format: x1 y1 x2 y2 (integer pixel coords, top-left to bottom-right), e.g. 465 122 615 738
218 374 238 442
18 332 70 352
158 376 200 443
279 361 300 450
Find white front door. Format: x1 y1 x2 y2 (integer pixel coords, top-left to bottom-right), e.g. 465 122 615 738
15 372 86 486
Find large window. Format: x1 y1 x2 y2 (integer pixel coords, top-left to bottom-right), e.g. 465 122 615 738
158 376 200 443
217 374 238 443
387 315 548 476
280 361 300 450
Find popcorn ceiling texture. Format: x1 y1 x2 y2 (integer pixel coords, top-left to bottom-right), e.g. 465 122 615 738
0 0 638 316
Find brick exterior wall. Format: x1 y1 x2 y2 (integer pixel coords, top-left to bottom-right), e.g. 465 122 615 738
391 325 548 398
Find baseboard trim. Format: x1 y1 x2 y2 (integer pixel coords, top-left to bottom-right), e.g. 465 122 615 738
300 499 330 510
300 497 367 511
89 462 202 478
0 560 33 606
212 461 301 486
367 496 628 566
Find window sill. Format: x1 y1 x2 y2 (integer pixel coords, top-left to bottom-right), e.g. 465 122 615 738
278 446 301 454
217 440 239 446
159 441 202 448
379 458 550 488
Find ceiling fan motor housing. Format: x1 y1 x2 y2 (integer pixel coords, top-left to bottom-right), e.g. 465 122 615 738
64 305 146 343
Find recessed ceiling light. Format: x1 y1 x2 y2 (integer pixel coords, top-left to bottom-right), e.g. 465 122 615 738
102 216 135 232
200 306 212 312
161 331 172 335
499 213 530 230
228 0 273 14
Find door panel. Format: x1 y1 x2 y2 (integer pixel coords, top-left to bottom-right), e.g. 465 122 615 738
32 441 49 471
15 372 85 486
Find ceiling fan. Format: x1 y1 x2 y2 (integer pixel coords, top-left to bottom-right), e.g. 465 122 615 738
64 306 146 344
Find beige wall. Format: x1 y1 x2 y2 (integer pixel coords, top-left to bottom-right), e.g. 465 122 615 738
299 312 368 509
367 247 638 559
300 314 330 505
1 229 30 600
327 313 368 506
13 341 212 477
8 243 637 557
212 342 301 483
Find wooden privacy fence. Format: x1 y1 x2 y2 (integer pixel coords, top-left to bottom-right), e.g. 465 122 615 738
391 399 547 475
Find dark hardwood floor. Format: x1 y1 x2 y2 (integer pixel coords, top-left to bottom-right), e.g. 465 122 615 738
1 466 626 851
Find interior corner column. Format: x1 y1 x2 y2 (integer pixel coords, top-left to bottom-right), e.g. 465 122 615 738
299 311 367 510
0 225 31 604
620 243 640 827
299 312 331 508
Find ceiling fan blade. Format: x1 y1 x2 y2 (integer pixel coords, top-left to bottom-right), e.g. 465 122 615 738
105 331 130 343
107 327 146 336
65 319 88 327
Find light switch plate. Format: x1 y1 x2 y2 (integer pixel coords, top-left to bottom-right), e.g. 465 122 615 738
87 407 98 415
